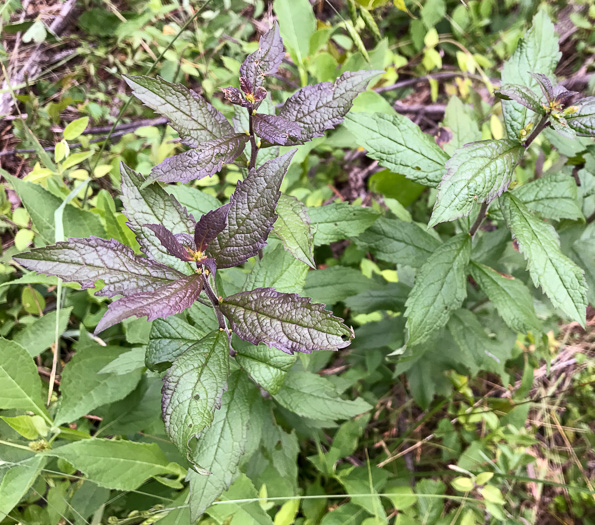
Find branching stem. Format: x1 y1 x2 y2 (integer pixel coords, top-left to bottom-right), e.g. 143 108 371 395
469 202 489 237
248 110 258 170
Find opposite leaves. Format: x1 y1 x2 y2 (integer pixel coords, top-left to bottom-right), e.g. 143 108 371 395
499 192 587 325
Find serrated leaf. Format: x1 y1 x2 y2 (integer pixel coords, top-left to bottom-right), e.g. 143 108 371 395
162 330 229 462
147 304 219 371
253 114 301 145
430 140 523 227
308 201 379 245
405 234 471 346
166 185 221 217
46 440 182 491
194 203 231 252
566 96 595 136
494 84 544 114
187 371 257 519
469 261 542 334
304 266 381 305
0 456 47 520
273 371 371 421
513 173 583 221
501 10 560 138
240 23 284 90
220 287 353 354
500 192 587 325
207 150 295 267
278 70 381 144
120 163 196 274
345 282 410 314
12 307 72 357
234 338 296 395
0 338 49 418
273 194 315 268
149 134 248 183
356 216 441 267
442 96 482 154
54 344 143 426
95 273 204 334
14 237 184 298
123 75 234 147
344 112 449 187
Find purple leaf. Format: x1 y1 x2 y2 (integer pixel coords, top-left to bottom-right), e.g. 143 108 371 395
145 224 193 262
206 150 296 268
220 287 354 354
222 87 246 106
253 114 301 145
194 204 231 252
95 273 204 333
123 75 234 147
278 70 382 144
14 237 184 298
494 84 544 114
148 134 249 184
529 72 554 102
240 23 284 91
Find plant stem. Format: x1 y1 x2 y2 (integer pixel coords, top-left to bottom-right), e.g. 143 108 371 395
469 202 489 237
203 278 226 329
248 110 258 170
524 115 550 149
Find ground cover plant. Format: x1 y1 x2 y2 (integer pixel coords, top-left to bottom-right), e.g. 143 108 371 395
1 0 595 524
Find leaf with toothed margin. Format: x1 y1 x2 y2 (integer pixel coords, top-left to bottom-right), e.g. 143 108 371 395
207 150 296 268
566 97 595 136
120 163 196 274
145 224 193 262
194 204 230 252
278 70 382 144
253 114 301 145
95 273 204 334
148 135 249 184
429 139 524 227
240 23 284 90
404 234 471 347
187 371 257 519
123 75 234 147
499 192 587 326
273 194 315 268
219 288 353 354
343 111 449 187
530 72 554 101
13 237 183 298
494 84 544 114
162 330 229 464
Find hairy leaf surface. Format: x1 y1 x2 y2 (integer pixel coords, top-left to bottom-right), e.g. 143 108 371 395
495 84 544 114
344 112 449 187
273 194 315 268
194 203 231 252
405 234 471 346
240 23 284 90
94 273 204 334
123 75 234 146
356 216 441 268
207 150 295 267
278 70 381 144
566 96 595 136
500 192 587 325
14 237 183 298
162 330 229 462
220 288 353 354
469 261 542 333
308 202 379 245
430 140 523 226
253 113 301 145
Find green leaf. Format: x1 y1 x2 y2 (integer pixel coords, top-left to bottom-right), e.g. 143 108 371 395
166 185 221 217
344 112 449 187
63 117 89 140
0 456 47 520
500 192 587 325
494 84 544 115
188 371 258 519
12 307 72 357
162 330 230 463
451 476 474 492
344 282 410 314
513 173 584 221
480 485 505 505
569 224 595 306
0 338 49 418
123 75 234 147
273 194 315 268
442 96 482 154
304 265 381 305
429 139 523 227
501 10 560 138
1 414 48 440
274 0 316 66
54 344 143 426
356 216 441 268
308 202 379 245
47 439 182 491
469 261 542 334
405 234 471 346
566 97 595 136
220 288 354 354
273 370 372 421
234 338 296 395
337 466 388 520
